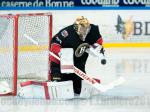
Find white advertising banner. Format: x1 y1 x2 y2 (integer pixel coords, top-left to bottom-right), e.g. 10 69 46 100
51 10 150 43
0 10 150 43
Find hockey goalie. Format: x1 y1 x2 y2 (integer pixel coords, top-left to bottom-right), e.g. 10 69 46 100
18 16 107 100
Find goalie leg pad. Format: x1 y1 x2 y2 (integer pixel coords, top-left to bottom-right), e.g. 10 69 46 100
92 78 101 96
17 85 45 99
79 79 101 98
48 81 74 100
18 81 74 100
79 80 93 98
0 81 11 94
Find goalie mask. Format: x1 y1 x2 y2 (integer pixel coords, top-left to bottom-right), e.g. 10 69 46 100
74 16 91 41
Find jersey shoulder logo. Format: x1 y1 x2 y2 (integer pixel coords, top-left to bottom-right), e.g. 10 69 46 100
55 36 62 44
61 30 68 38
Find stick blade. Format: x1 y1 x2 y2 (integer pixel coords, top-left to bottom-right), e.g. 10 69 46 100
100 77 126 92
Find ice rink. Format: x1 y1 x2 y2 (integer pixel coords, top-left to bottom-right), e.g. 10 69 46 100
0 48 150 112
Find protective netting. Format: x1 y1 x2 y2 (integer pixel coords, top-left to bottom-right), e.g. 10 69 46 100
0 13 52 95
0 17 14 91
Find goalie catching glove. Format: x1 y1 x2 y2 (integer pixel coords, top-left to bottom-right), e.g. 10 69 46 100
86 43 106 65
99 47 106 65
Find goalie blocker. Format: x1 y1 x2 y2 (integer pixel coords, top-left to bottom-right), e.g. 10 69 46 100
60 48 74 74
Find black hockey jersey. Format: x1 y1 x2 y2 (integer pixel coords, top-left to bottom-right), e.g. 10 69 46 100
50 24 102 72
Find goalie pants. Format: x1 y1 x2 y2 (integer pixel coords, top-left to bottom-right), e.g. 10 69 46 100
50 62 83 94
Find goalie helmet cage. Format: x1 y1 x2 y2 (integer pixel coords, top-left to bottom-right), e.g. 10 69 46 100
0 13 53 96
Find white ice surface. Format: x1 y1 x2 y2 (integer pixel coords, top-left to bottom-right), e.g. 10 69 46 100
0 48 150 112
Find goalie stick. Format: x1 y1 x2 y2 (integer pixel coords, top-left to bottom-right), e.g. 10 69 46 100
49 51 125 92
24 34 125 92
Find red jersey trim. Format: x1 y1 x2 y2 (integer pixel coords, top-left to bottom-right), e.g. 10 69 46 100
96 37 103 45
50 43 61 64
